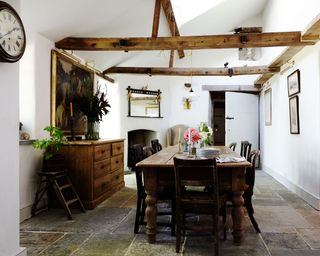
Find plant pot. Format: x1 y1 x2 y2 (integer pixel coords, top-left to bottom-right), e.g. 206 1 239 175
86 121 100 140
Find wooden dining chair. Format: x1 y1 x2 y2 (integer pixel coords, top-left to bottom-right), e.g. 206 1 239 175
228 142 237 151
244 149 261 233
151 139 162 153
143 146 154 158
173 157 226 255
240 141 252 159
131 144 175 235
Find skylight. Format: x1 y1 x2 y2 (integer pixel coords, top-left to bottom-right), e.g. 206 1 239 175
171 0 225 27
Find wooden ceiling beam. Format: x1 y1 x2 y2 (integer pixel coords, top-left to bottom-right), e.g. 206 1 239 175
161 0 185 59
254 15 320 87
55 32 315 51
151 0 161 38
104 66 280 76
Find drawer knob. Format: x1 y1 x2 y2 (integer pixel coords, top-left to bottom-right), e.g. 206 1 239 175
117 147 120 150
116 161 119 164
101 150 105 153
101 165 105 169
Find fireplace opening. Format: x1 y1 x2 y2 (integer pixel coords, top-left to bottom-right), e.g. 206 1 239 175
127 129 157 169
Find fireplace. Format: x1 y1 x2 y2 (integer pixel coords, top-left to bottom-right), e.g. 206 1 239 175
127 129 157 168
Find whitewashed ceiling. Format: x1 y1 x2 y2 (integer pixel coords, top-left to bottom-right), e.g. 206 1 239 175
21 0 268 72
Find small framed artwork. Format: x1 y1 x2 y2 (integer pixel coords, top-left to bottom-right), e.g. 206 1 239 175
287 69 300 97
264 88 272 126
289 96 300 134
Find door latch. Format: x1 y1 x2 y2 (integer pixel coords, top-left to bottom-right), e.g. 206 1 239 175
226 116 234 120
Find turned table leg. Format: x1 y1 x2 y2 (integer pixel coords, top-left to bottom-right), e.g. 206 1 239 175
232 190 245 244
143 167 158 243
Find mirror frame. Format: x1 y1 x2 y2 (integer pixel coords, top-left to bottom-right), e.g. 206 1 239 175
127 86 162 118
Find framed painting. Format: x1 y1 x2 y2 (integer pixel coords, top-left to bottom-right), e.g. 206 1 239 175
51 50 94 135
287 69 300 97
264 88 272 126
289 96 300 134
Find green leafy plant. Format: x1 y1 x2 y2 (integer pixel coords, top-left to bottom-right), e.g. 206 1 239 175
78 88 111 123
33 126 66 160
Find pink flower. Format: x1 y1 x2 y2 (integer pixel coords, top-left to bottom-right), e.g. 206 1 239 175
184 128 202 143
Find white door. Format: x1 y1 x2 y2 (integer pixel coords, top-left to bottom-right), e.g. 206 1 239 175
225 92 259 154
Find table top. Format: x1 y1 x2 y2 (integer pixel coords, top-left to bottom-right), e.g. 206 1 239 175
136 146 251 168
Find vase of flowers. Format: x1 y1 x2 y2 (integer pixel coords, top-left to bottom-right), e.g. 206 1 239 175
184 127 202 155
199 122 213 147
78 86 111 140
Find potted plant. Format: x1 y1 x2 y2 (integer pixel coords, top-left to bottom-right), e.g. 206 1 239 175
33 126 66 160
78 87 111 140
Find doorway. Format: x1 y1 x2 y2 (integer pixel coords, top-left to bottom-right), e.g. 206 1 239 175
210 91 259 152
210 92 225 146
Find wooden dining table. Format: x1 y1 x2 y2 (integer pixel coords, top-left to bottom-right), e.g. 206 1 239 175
136 146 251 244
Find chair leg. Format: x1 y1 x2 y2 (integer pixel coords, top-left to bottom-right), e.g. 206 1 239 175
134 193 143 234
140 196 146 224
171 199 176 236
221 205 227 240
245 197 261 233
176 212 182 253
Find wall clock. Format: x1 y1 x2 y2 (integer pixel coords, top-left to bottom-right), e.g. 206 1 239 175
0 1 26 62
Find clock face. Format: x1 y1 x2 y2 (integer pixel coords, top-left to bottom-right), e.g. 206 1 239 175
0 7 25 58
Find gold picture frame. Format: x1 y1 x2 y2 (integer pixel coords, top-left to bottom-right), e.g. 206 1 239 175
264 88 272 126
51 50 94 135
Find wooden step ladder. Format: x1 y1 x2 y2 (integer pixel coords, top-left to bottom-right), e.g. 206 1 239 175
31 154 85 220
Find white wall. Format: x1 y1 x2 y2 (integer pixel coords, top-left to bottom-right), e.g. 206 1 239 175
0 1 26 255
260 0 320 209
19 33 54 221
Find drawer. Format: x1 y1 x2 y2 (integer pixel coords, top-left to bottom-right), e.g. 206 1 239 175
112 142 124 156
111 155 123 171
94 144 111 161
110 168 124 186
94 174 111 198
94 158 111 179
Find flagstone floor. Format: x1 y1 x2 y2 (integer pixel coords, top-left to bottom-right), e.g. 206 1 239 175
20 171 320 256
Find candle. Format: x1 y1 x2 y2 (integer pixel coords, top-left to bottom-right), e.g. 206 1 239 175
188 128 191 144
178 128 181 144
70 102 73 117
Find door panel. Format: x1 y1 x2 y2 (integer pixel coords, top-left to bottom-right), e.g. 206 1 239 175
225 92 259 154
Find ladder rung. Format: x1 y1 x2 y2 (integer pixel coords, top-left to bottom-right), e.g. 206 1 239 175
55 174 67 179
67 198 79 205
59 184 72 190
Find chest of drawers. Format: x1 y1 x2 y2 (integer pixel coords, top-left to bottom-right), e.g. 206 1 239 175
61 139 125 209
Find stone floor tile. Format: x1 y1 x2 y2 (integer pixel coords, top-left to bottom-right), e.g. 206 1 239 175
262 232 310 250
20 207 131 233
72 233 134 256
126 233 177 256
296 228 320 249
296 209 320 228
39 233 90 256
254 205 312 232
270 248 320 256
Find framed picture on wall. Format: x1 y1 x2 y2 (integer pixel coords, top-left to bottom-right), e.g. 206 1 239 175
289 96 300 134
51 50 94 135
264 88 272 126
287 69 300 97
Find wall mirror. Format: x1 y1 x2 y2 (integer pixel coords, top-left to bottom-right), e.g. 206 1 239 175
127 86 162 118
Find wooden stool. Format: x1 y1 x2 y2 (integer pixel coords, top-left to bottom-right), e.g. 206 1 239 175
32 170 85 220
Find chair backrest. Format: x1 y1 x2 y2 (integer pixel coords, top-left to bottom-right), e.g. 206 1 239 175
240 141 252 159
173 157 219 210
130 144 145 193
151 139 162 153
143 146 154 158
166 124 188 146
245 150 260 194
228 142 237 151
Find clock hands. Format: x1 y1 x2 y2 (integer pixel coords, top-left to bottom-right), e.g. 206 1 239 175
0 27 19 39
